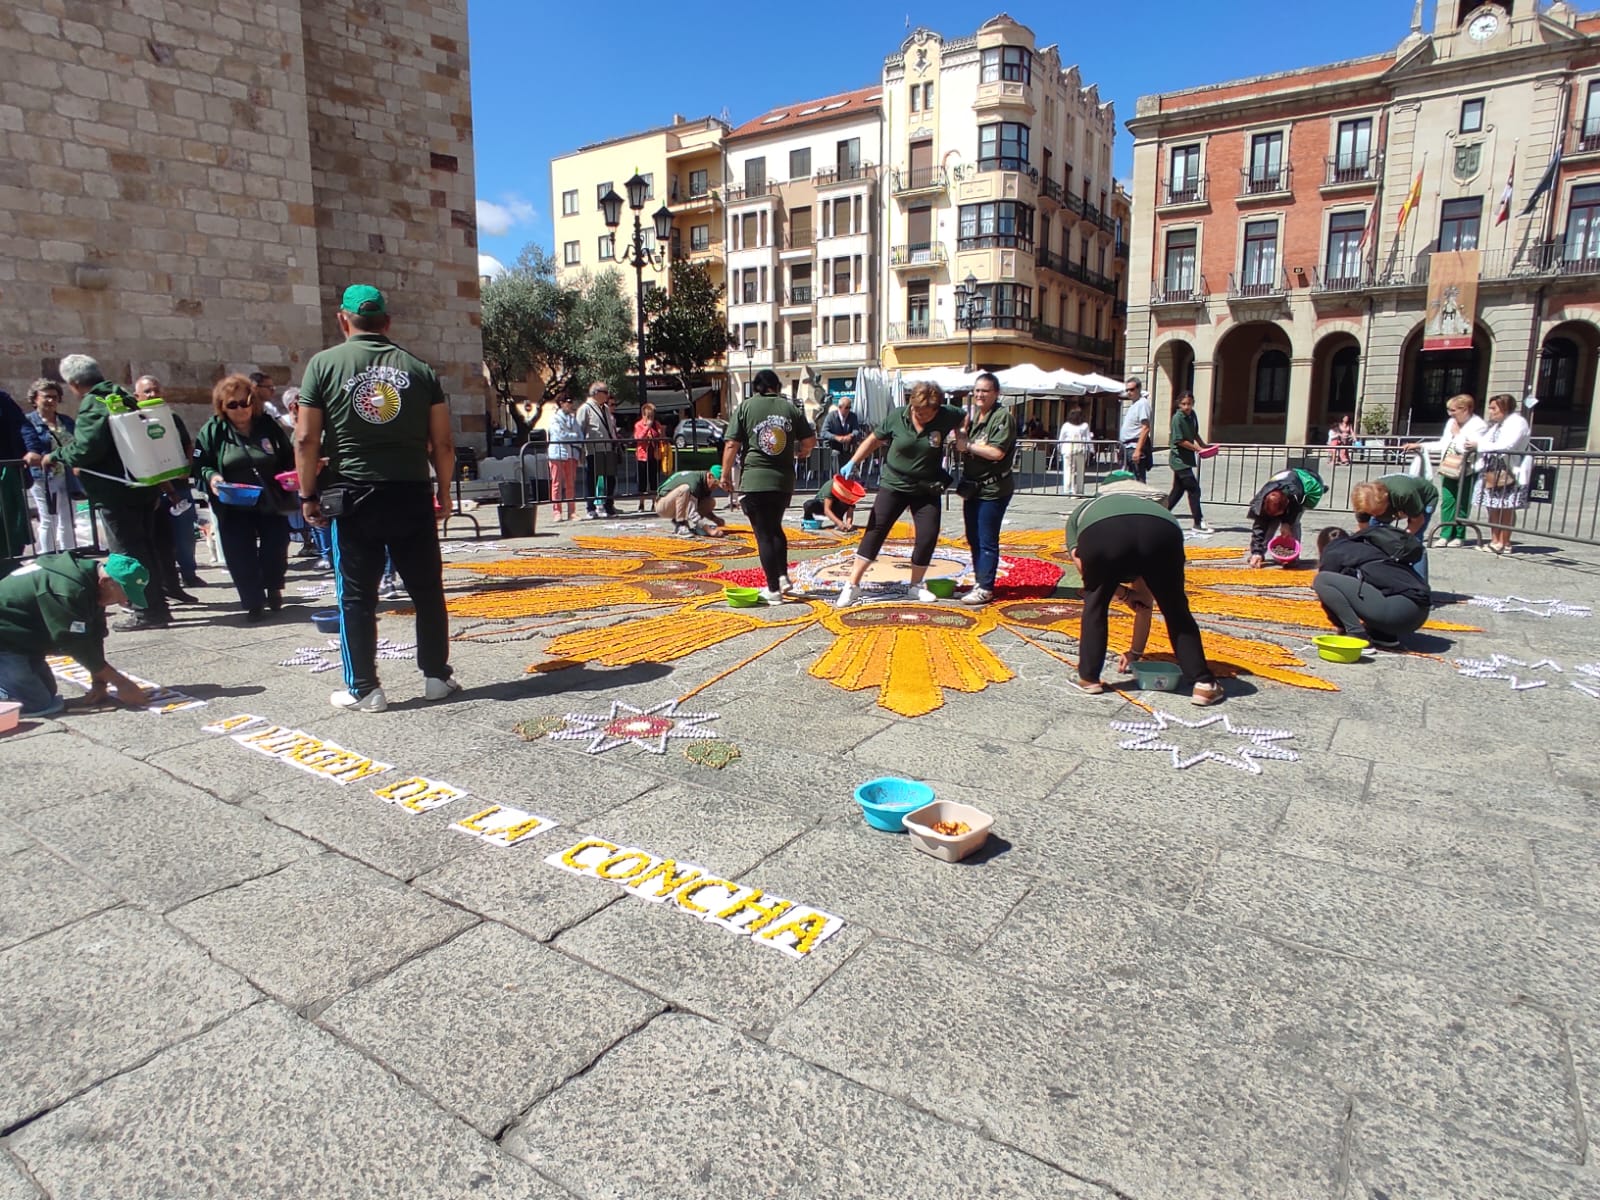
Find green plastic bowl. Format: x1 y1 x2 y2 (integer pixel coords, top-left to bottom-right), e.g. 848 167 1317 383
725 586 762 608
1131 660 1183 691
925 578 957 599
1314 634 1369 663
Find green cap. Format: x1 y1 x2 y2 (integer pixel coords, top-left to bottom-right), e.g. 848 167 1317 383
339 284 386 315
708 465 723 481
103 553 149 608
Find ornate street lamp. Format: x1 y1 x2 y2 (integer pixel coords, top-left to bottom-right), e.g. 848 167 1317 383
954 272 988 373
602 170 674 419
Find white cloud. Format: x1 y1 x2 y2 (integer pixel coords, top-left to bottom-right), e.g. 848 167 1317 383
476 196 537 237
478 254 507 279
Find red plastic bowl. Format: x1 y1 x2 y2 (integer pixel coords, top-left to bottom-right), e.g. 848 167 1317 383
830 475 866 505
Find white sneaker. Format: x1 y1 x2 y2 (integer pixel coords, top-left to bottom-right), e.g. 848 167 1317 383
834 584 858 608
960 586 994 606
331 686 388 713
757 587 783 603
380 576 404 600
1446 538 1464 548
423 676 462 701
1194 523 1214 534
778 574 794 593
912 586 939 603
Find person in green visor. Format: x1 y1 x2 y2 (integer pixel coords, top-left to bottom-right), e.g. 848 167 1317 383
657 464 727 537
0 552 153 717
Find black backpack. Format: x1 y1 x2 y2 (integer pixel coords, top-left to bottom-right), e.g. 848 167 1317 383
1354 523 1424 566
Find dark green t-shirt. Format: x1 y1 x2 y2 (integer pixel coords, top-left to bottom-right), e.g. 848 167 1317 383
297 333 445 483
1376 473 1439 517
658 469 712 500
1169 408 1201 470
1067 492 1180 549
728 393 812 494
876 404 964 494
193 414 295 490
960 404 1017 500
0 553 107 670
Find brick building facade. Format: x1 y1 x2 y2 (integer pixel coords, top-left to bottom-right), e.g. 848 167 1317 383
0 0 483 438
1127 0 1600 452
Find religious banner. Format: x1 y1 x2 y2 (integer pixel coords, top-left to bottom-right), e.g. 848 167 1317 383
1424 249 1480 352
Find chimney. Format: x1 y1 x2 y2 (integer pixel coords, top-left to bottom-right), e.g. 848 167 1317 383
673 113 685 125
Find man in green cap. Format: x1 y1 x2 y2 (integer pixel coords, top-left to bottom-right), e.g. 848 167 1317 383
657 464 726 537
295 284 458 713
0 553 152 716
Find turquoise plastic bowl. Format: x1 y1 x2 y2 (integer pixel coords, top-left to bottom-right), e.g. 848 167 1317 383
853 777 936 832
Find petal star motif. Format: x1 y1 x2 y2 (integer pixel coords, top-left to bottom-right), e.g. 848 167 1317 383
1452 654 1565 691
1466 595 1592 619
1108 710 1300 773
549 699 720 755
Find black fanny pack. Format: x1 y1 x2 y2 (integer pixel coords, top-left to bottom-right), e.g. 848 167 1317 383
319 484 376 518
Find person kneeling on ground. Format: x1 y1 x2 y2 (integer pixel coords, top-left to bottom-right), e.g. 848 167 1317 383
658 465 726 537
1311 522 1431 650
1245 467 1324 567
0 553 152 717
802 476 858 531
1066 492 1223 706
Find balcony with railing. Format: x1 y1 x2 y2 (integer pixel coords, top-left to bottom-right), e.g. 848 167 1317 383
1228 268 1290 301
786 336 815 362
1239 164 1292 199
1114 239 1130 260
725 180 775 203
1037 247 1066 276
955 235 1033 254
1159 175 1208 209
890 242 948 268
686 237 722 261
1041 177 1063 205
892 166 946 196
1084 200 1102 226
1113 299 1128 319
1311 264 1372 293
1031 320 1113 358
1570 119 1600 157
815 163 873 188
783 228 815 252
1322 153 1380 188
1150 275 1208 307
887 320 948 342
668 182 721 211
782 285 814 306
1063 190 1085 216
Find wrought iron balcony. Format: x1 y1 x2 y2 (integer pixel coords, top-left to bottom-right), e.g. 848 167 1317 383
892 166 946 195
1041 177 1063 204
890 243 948 268
1323 154 1379 187
1228 269 1290 300
784 285 813 304
887 320 948 342
1311 264 1372 293
1239 165 1292 198
1150 275 1207 306
815 163 873 187
725 181 774 202
1160 176 1208 208
1570 120 1600 156
787 337 815 362
1031 320 1113 358
1063 190 1085 216
1114 239 1130 260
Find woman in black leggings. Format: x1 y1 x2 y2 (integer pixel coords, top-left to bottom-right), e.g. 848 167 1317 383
722 369 816 602
1067 493 1223 706
833 380 967 608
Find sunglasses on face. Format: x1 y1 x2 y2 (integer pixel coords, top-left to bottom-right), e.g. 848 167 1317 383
224 400 252 411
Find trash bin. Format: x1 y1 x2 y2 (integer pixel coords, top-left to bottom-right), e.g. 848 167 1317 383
498 480 537 538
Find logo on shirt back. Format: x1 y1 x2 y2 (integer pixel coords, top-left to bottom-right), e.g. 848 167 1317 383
753 416 790 456
344 365 412 425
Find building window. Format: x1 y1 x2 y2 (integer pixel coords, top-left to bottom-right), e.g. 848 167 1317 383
836 138 861 178
561 189 578 216
957 201 1035 250
689 168 709 197
690 224 710 251
741 212 759 248
563 240 580 265
1241 219 1279 290
1459 98 1484 135
853 314 863 343
980 46 1032 85
909 85 921 112
905 280 930 333
1169 144 1201 200
1583 84 1600 151
741 273 759 303
1325 210 1367 281
741 322 758 349
596 181 612 210
833 315 852 344
1562 183 1600 265
977 122 1030 172
744 157 765 190
1438 196 1481 251
789 147 811 180
1247 131 1285 192
975 283 1033 329
640 172 654 201
922 82 933 109
597 233 614 259
832 259 851 294
1254 349 1290 416
1334 118 1373 178
1163 228 1197 293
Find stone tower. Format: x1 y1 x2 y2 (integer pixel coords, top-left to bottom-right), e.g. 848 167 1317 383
0 0 485 439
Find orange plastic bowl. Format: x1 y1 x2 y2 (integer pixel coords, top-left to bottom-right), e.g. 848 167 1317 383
830 475 866 505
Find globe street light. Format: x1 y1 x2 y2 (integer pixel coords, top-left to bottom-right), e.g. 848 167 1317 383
601 171 673 418
953 271 988 374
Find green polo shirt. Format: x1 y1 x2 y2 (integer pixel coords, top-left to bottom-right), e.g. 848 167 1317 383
1169 407 1201 470
727 393 812 494
876 404 965 494
960 404 1017 500
0 553 107 671
658 469 713 500
1376 473 1438 518
297 333 445 483
1067 492 1180 549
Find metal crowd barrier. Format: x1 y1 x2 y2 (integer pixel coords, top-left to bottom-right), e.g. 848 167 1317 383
0 456 106 564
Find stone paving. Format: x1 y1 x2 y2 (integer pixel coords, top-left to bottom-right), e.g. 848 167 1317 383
3 494 1600 1198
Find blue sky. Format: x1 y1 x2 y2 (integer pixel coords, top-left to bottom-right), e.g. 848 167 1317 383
469 0 1440 266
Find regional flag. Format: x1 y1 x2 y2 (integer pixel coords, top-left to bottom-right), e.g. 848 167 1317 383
1494 148 1516 226
1397 165 1424 230
1520 137 1562 217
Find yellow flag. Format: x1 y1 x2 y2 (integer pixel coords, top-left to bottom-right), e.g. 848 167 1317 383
1397 165 1424 230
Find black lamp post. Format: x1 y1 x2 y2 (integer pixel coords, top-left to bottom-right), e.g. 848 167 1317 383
601 171 673 419
954 272 988 374
742 340 756 398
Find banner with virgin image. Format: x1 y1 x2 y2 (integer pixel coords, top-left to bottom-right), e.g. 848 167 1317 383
1424 250 1480 352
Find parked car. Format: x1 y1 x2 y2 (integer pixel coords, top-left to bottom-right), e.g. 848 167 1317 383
673 418 727 448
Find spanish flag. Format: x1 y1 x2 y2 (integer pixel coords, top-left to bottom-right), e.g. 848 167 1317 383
1397 163 1424 230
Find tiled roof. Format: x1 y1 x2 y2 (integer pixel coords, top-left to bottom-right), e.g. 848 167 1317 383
728 86 881 141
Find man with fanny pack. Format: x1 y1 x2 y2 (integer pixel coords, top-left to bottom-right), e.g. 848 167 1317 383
295 285 458 713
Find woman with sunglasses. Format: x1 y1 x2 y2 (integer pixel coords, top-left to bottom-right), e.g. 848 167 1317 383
193 373 296 621
546 394 583 521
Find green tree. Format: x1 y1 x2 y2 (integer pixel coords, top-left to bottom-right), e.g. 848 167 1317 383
642 261 729 397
